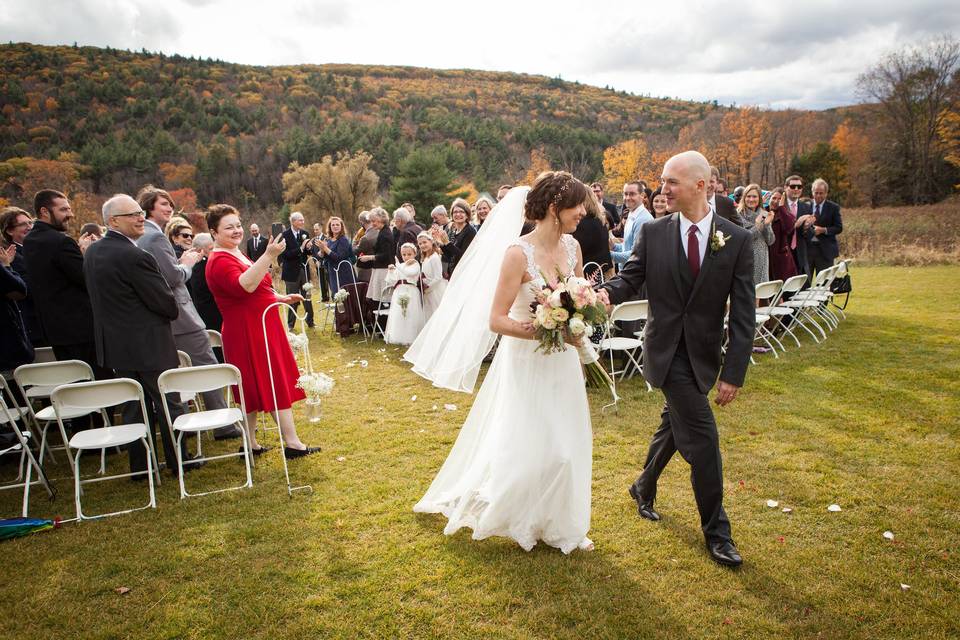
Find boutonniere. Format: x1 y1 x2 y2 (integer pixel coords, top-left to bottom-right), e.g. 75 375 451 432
709 223 731 254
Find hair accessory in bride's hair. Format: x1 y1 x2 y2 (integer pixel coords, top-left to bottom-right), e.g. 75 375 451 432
552 177 572 206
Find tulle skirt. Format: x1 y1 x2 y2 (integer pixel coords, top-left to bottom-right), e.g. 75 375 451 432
384 283 424 345
414 335 592 554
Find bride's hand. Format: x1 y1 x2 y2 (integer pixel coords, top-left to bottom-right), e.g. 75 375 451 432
517 320 535 338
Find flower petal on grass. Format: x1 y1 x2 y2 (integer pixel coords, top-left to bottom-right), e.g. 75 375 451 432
883 531 895 540
782 507 793 514
444 404 457 411
900 583 911 591
766 499 779 508
115 587 131 595
336 456 346 462
828 504 842 512
410 395 417 402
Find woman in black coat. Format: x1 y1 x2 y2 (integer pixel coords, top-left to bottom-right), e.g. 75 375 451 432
356 207 395 302
432 198 476 277
1 245 34 370
572 194 612 281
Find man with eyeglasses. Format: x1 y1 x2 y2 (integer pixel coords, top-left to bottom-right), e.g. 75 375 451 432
22 189 111 382
783 175 813 278
136 185 241 440
84 194 203 477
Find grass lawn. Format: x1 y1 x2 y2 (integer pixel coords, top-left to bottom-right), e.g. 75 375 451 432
2 265 958 639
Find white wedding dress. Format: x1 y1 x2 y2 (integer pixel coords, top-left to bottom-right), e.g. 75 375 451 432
414 235 593 554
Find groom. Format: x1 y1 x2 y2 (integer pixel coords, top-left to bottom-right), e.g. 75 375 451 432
599 151 755 567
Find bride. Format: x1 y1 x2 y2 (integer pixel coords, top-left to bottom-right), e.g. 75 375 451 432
411 171 598 554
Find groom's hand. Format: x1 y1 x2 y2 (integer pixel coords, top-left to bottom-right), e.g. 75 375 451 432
714 381 739 407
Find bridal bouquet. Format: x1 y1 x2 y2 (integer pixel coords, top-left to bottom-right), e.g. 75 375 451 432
397 291 411 317
531 272 617 397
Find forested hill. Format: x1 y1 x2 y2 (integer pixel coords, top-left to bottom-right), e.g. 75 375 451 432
0 42 723 209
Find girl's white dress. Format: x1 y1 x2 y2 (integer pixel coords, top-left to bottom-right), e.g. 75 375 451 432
420 253 447 322
414 235 592 554
384 260 425 345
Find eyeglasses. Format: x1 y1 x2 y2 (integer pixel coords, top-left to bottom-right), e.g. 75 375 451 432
12 220 34 228
114 210 146 218
179 232 194 239
787 184 803 189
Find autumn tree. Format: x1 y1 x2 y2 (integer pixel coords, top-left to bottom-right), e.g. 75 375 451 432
602 137 662 192
857 36 960 204
283 151 379 225
831 120 875 205
938 106 960 188
521 148 552 186
389 148 465 224
788 143 850 204
721 107 771 185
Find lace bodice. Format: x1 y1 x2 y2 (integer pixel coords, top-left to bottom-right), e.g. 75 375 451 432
508 236 578 321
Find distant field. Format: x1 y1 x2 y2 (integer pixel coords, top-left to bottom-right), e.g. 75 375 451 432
843 199 960 264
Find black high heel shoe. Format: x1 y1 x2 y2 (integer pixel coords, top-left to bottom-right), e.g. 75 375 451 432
283 445 321 460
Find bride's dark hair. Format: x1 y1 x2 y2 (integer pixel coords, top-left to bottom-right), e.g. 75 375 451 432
524 171 589 222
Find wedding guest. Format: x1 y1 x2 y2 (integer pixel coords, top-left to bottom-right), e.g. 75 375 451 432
767 187 797 281
391 207 423 260
798 178 843 277
137 185 241 440
316 216 355 294
783 175 813 277
84 194 199 476
22 190 108 378
245 223 268 261
165 216 193 259
205 204 320 459
496 184 512 201
591 182 620 228
354 211 376 284
610 181 653 266
708 166 739 225
401 202 417 220
716 179 728 198
473 196 493 228
0 243 33 370
432 198 476 277
279 211 314 329
572 192 611 280
351 212 369 253
308 222 332 303
187 233 223 332
430 205 449 230
79 223 104 240
383 243 424 345
650 188 669 218
734 183 775 286
357 207 394 303
417 231 447 321
1 206 45 346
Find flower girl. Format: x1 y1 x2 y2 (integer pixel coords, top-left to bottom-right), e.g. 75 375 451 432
417 232 447 321
384 242 425 344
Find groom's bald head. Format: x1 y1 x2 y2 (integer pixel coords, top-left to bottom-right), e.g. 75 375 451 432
660 151 711 216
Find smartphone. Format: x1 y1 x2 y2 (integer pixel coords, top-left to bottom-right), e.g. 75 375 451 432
271 222 284 239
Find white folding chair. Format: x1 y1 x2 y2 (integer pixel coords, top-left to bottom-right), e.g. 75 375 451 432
13 360 106 475
780 266 837 341
0 384 54 516
371 285 394 341
206 330 223 350
756 274 807 348
753 280 786 358
158 364 253 499
599 301 652 393
52 379 161 521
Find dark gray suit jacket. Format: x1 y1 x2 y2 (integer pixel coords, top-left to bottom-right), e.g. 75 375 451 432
137 220 205 336
601 213 755 394
83 231 179 372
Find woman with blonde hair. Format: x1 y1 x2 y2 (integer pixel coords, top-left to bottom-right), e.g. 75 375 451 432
734 183 775 286
473 196 494 227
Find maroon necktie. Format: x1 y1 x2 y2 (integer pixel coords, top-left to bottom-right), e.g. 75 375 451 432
687 226 700 279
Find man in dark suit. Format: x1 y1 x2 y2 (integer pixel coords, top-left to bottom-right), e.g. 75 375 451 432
391 207 423 259
22 190 111 380
245 223 268 261
83 194 198 476
708 166 740 226
797 178 842 278
279 211 314 328
591 182 620 229
600 151 755 568
783 175 814 279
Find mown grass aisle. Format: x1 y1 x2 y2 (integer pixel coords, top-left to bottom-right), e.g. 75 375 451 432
1 266 957 639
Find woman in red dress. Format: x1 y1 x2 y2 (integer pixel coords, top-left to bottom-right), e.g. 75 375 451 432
205 204 320 459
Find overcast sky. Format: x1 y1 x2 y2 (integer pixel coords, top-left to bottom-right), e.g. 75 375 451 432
5 0 959 109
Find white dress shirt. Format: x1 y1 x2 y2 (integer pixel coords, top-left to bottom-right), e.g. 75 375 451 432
679 211 713 267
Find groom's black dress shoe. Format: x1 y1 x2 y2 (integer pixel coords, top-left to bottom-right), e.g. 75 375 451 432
628 485 661 521
706 540 742 567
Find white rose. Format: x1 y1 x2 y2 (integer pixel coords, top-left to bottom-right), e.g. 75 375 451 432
568 317 586 336
548 289 564 308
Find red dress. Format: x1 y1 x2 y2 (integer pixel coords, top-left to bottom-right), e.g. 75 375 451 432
206 250 305 412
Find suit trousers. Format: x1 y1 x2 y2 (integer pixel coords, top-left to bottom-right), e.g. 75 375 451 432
805 242 834 278
284 271 314 327
633 342 732 543
115 368 188 474
173 329 236 437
